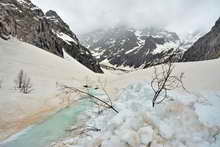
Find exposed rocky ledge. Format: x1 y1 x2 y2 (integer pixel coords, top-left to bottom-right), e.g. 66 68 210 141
0 0 103 73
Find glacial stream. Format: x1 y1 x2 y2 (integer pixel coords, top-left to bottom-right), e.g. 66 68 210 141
0 88 105 147
0 101 88 147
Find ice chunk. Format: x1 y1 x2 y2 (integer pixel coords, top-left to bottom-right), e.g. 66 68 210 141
138 126 153 145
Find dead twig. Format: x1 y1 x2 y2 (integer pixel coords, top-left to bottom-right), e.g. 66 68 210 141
59 84 119 113
151 54 185 107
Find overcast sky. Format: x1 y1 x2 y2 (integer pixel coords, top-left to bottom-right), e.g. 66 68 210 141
32 0 220 35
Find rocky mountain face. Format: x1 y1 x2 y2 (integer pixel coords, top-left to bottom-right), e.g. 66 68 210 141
80 26 199 68
182 17 220 62
0 0 103 73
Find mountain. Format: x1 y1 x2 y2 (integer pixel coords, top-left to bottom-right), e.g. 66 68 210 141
0 0 103 73
182 17 220 62
80 26 201 68
179 31 205 50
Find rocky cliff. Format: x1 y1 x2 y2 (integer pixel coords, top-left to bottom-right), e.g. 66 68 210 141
0 0 103 73
182 17 220 62
80 26 196 68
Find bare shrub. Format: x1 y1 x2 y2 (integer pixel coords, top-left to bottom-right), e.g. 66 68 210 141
15 69 24 89
21 75 32 94
58 81 119 113
151 56 185 107
15 69 33 94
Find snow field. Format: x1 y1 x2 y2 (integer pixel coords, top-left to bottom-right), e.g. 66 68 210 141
1 37 220 147
0 38 96 141
51 82 220 147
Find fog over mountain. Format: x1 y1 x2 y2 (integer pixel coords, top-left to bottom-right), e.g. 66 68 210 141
29 0 220 35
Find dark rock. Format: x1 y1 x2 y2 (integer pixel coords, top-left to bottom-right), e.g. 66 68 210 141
182 17 220 62
0 0 103 73
80 26 182 68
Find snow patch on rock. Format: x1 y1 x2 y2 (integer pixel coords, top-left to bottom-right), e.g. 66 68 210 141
56 32 78 45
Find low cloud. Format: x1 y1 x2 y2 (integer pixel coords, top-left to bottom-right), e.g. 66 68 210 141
32 0 220 35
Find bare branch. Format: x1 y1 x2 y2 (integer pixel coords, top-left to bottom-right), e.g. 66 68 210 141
59 84 119 113
151 54 186 107
15 69 33 94
66 125 101 137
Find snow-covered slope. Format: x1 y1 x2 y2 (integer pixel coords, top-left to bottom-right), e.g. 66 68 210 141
1 37 220 146
107 58 220 92
80 26 203 69
51 58 220 147
0 0 103 73
0 38 96 140
179 31 205 50
52 83 220 147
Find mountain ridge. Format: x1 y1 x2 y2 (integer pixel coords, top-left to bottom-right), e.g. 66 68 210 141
0 0 103 73
80 26 202 69
182 17 220 62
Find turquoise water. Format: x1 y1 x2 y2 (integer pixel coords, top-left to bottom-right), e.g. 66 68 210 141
0 101 88 147
0 88 105 147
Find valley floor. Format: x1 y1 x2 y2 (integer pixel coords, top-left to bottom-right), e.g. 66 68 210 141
51 83 220 147
50 59 220 147
0 38 220 147
0 38 96 141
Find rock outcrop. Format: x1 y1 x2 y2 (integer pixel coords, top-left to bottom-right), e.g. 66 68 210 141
80 26 185 68
0 0 103 73
182 17 220 62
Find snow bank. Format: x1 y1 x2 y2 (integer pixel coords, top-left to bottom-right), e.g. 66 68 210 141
105 58 220 97
0 38 95 140
49 54 220 147
1 34 220 146
51 82 220 147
